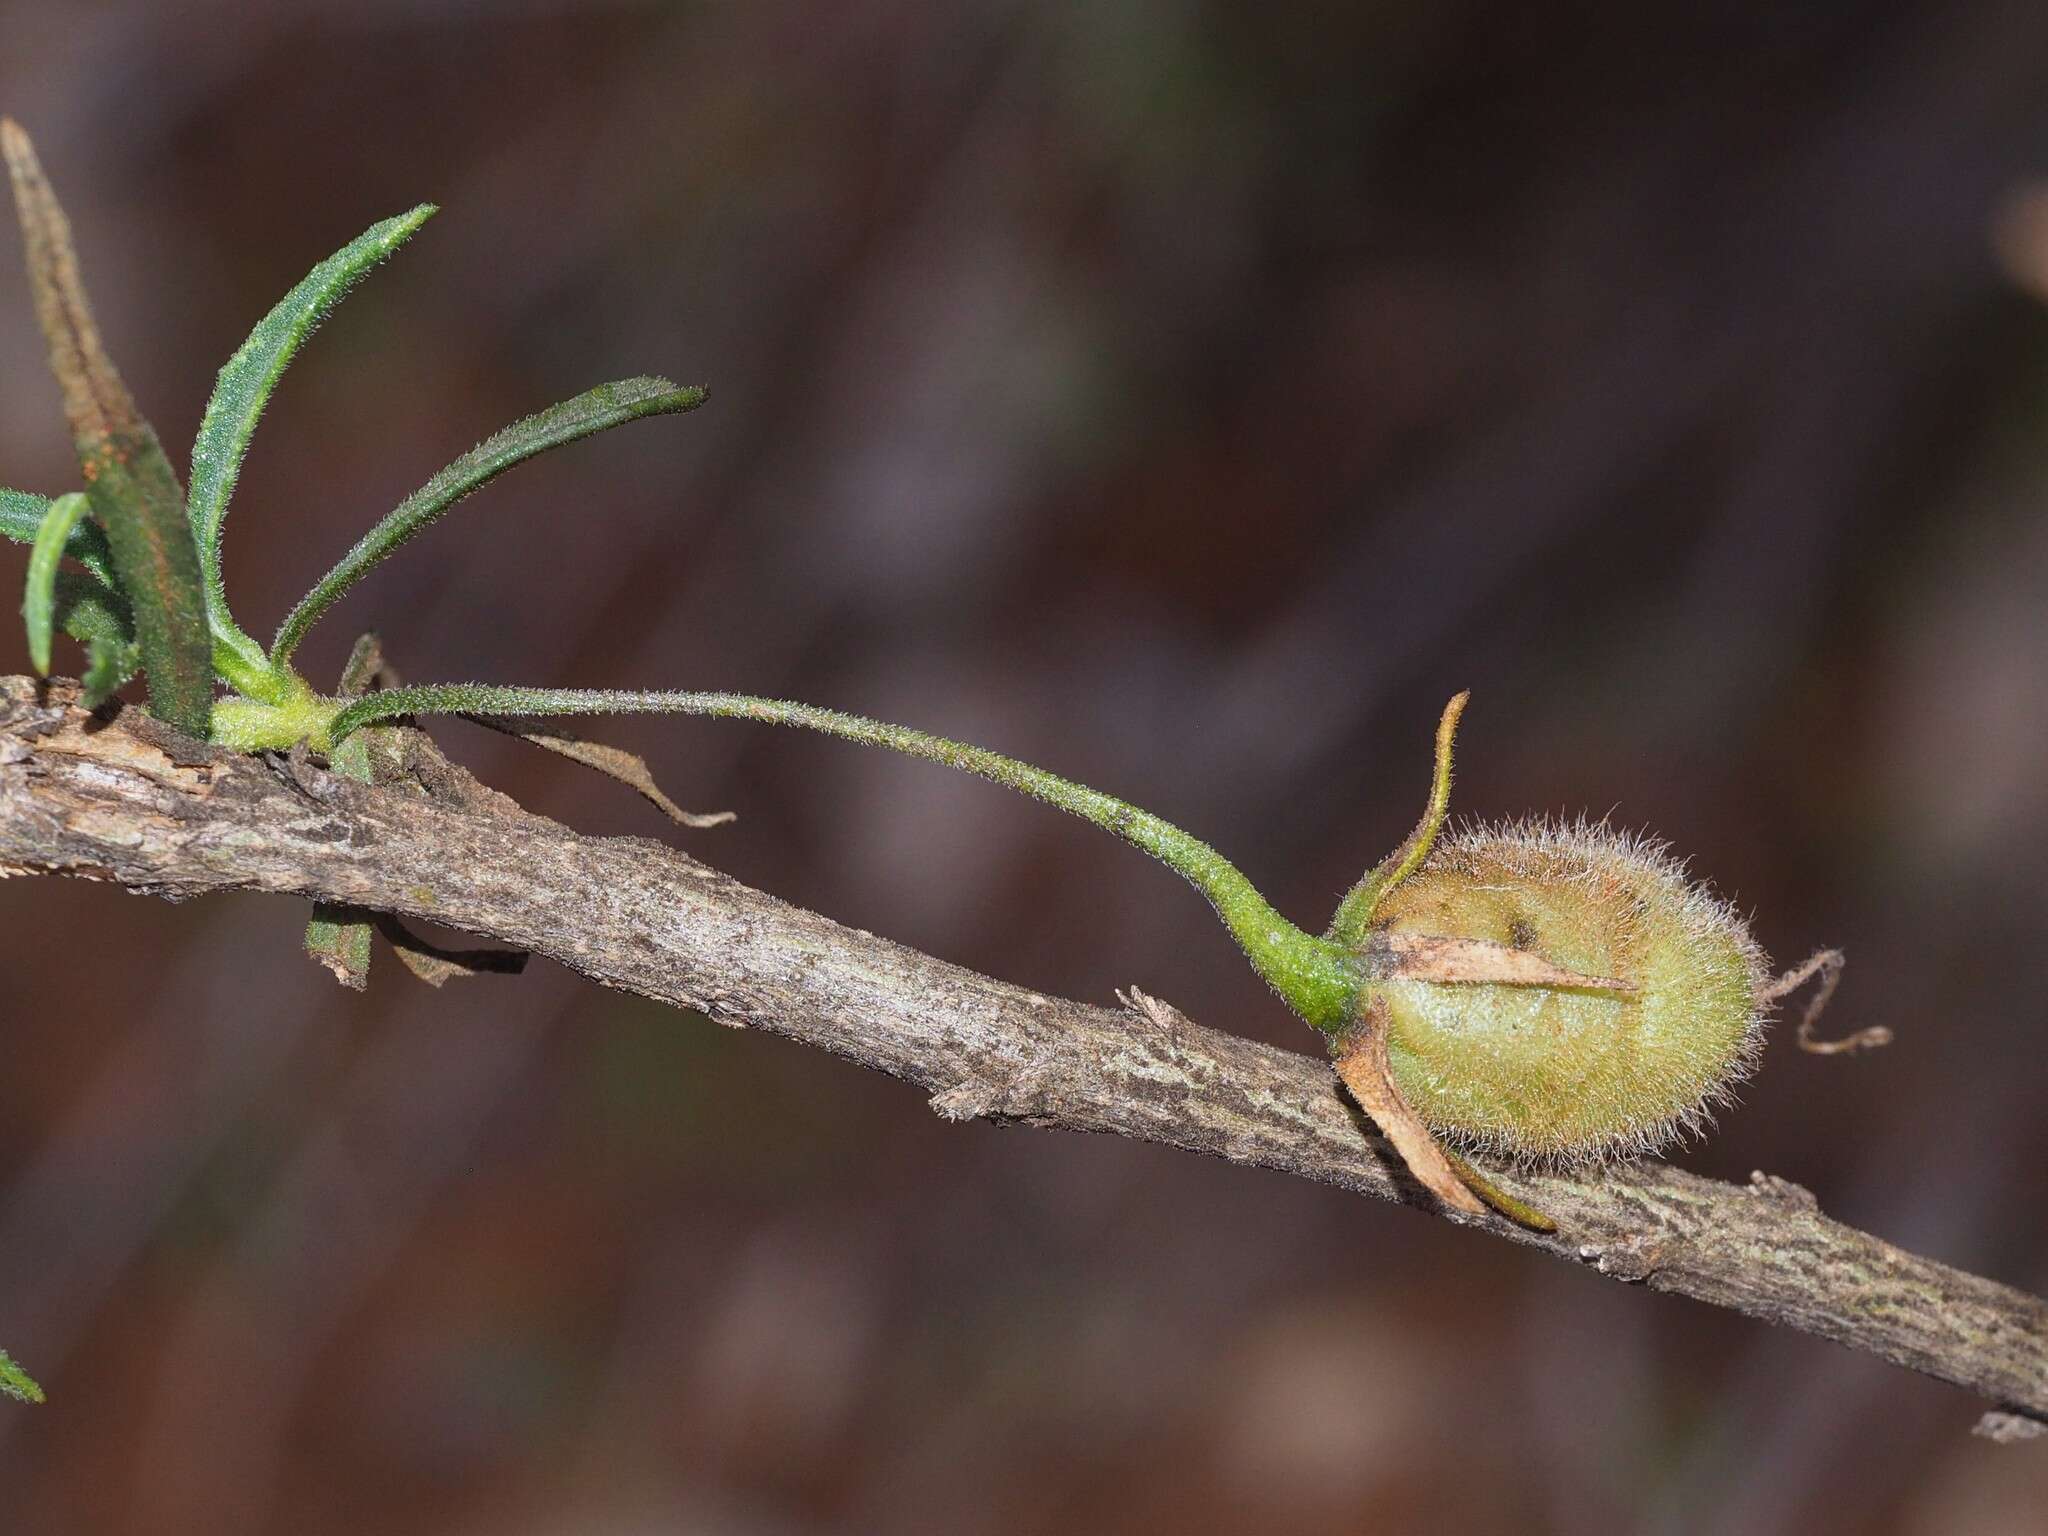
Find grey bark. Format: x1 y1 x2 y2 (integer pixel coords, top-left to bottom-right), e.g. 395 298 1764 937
1 677 2043 1433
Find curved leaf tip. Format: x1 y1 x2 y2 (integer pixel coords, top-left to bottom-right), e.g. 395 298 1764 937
272 375 709 664
1 487 115 583
187 203 440 640
22 492 91 674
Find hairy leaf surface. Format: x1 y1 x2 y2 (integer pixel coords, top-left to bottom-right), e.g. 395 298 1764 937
272 376 706 664
188 206 436 644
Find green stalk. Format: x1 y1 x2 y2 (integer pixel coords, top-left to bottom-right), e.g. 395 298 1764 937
314 684 1364 1030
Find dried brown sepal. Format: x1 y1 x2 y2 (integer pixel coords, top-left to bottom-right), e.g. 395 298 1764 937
1767 947 1891 1056
336 631 394 697
464 712 735 828
1366 930 1635 994
1332 996 1487 1218
372 913 529 986
1336 1000 1559 1229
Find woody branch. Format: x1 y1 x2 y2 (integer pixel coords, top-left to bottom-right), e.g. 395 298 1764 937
0 676 2043 1438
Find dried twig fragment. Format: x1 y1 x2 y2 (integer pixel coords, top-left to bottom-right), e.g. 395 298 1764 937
465 712 734 828
1767 948 1892 1055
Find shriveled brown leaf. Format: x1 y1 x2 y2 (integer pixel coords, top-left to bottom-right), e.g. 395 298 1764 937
465 713 734 828
1766 947 1892 1055
373 913 528 987
335 631 394 698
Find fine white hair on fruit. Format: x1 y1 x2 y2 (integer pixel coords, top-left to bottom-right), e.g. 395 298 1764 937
1368 814 1771 1168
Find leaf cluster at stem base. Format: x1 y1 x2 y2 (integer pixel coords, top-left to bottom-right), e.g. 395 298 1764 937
209 684 344 754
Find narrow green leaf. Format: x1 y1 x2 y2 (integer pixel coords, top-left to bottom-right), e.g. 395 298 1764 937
80 431 214 735
188 205 436 647
2 486 115 583
0 1347 44 1405
0 487 45 539
271 377 708 665
23 491 89 673
48 568 140 705
80 631 135 708
4 121 212 736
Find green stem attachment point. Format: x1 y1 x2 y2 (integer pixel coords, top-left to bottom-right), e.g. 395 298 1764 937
208 671 338 752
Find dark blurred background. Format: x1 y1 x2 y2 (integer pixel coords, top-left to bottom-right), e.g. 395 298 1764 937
4 3 2047 1532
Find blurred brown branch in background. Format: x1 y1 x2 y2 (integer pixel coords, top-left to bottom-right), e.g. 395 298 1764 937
2 674 2043 1438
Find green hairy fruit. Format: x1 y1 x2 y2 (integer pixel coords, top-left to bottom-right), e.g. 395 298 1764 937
1370 819 1766 1165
